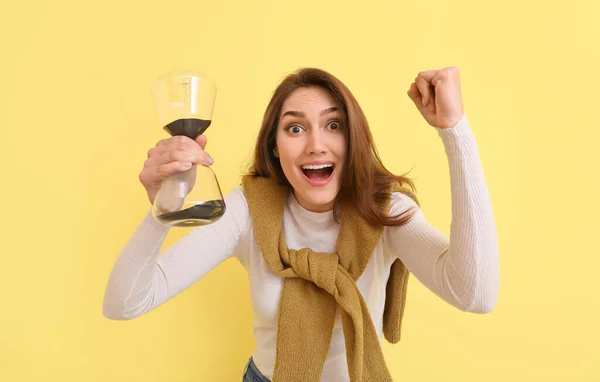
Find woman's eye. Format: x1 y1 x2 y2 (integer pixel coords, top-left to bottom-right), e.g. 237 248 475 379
328 121 340 130
287 125 303 134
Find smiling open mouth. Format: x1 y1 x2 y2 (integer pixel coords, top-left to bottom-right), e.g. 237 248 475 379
300 163 334 185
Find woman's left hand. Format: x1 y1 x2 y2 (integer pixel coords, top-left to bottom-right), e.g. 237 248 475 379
407 66 465 129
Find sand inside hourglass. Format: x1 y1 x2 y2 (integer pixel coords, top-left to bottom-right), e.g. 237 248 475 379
164 118 212 138
156 199 226 227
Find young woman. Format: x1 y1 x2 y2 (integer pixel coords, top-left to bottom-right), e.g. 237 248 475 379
103 67 499 382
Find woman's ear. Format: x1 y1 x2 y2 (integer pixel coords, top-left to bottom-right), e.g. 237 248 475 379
273 146 279 158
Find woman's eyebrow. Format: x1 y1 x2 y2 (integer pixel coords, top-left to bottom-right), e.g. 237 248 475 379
320 107 338 116
280 107 339 120
281 110 305 119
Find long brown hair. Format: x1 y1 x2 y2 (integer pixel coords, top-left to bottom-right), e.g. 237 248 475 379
246 67 420 227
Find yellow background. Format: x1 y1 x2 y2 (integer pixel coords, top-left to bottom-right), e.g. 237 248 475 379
1 0 598 381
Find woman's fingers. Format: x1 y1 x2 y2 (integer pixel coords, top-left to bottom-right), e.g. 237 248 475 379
407 82 422 106
195 135 208 150
155 160 194 178
415 74 433 107
157 135 201 151
148 148 212 169
148 135 212 164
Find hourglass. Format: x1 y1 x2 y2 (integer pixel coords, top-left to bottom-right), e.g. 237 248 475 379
150 71 225 228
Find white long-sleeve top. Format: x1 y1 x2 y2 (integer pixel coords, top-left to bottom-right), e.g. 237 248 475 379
102 112 499 381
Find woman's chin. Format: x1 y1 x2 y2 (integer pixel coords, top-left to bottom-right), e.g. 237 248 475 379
293 185 338 212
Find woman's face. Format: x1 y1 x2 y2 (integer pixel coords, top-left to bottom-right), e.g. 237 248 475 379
275 86 347 212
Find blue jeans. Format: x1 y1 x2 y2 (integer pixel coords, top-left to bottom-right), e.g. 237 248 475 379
242 357 271 382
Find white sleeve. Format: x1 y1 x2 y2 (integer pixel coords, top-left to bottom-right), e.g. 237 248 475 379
383 113 500 313
102 186 250 320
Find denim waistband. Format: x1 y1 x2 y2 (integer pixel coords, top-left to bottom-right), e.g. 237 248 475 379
243 357 271 382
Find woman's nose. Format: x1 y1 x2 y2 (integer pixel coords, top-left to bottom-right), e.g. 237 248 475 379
305 128 327 155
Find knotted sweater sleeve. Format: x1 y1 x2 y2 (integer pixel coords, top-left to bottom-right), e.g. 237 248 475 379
384 113 500 313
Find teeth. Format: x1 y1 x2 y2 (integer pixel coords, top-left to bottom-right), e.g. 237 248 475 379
301 163 333 170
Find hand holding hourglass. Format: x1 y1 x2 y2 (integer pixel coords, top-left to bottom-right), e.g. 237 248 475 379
139 134 209 207
138 71 226 228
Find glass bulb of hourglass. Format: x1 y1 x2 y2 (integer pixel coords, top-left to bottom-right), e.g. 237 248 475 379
150 71 225 228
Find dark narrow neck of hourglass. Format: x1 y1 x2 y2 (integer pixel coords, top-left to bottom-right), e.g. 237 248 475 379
164 118 212 139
